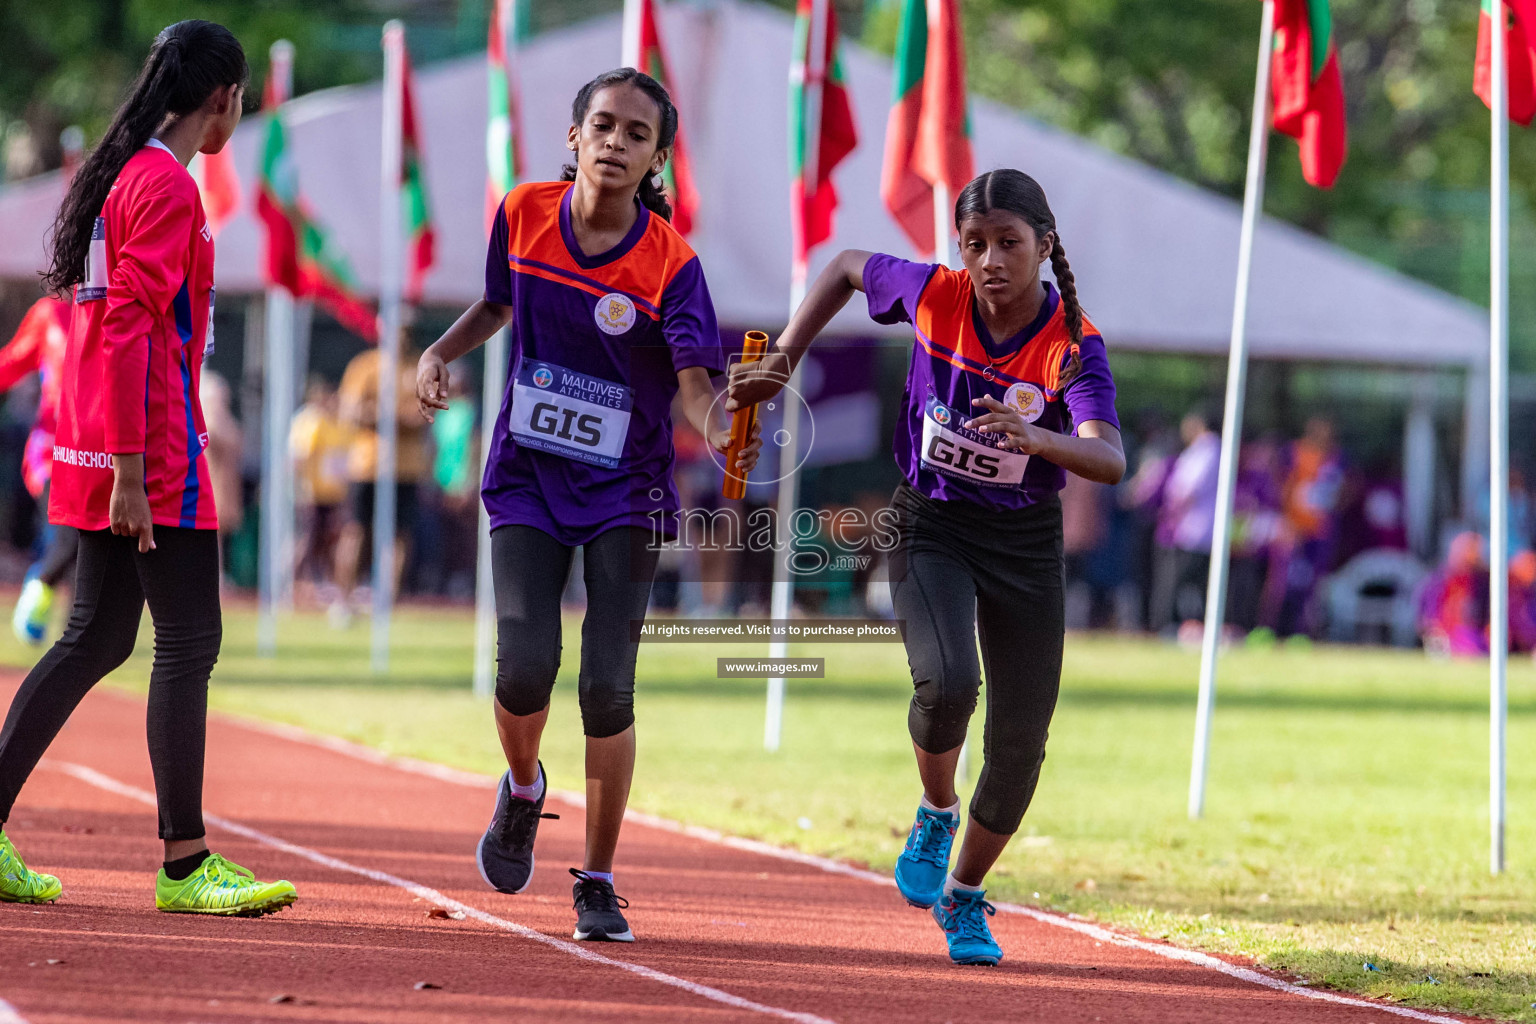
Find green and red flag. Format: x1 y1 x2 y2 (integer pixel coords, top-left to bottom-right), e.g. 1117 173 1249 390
399 44 436 303
1271 0 1348 188
486 0 530 230
1476 0 1536 125
880 0 974 257
623 0 700 236
255 56 377 340
790 0 858 276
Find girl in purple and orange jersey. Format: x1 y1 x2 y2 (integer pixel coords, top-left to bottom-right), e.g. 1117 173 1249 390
0 21 296 915
728 169 1124 967
416 68 759 944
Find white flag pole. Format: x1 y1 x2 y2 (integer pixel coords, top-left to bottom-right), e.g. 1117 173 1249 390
474 0 517 700
765 0 830 752
1489 0 1510 876
372 21 406 674
622 0 642 68
257 39 295 659
1189 0 1275 820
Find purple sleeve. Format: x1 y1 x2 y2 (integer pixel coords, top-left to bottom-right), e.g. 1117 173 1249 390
483 199 512 305
1062 334 1120 433
862 253 938 325
662 256 724 375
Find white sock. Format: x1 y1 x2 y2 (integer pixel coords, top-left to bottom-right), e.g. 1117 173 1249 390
919 794 961 818
944 873 983 897
583 870 614 885
508 766 544 802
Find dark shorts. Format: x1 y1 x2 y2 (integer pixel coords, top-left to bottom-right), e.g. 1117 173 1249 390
349 482 420 536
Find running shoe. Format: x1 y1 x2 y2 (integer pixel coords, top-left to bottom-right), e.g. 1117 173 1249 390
894 804 958 908
931 887 1002 966
476 764 558 894
0 831 61 904
11 577 53 646
155 853 297 916
570 868 633 942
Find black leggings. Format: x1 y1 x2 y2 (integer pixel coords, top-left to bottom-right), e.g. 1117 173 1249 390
492 525 659 739
889 484 1065 836
0 527 221 841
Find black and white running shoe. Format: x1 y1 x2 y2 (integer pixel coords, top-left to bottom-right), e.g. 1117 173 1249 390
475 763 558 894
570 868 634 942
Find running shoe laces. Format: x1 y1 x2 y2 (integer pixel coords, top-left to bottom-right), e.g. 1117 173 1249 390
940 889 997 942
498 799 558 851
909 810 954 867
570 869 629 915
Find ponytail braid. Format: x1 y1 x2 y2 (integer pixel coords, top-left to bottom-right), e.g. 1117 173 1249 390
42 21 246 295
1049 236 1085 389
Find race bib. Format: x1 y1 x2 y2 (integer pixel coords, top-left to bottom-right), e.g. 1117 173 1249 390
919 395 1029 487
205 286 216 356
78 217 108 302
508 359 632 469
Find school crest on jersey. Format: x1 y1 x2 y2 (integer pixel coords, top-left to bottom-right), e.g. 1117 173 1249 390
594 292 636 335
1004 382 1045 424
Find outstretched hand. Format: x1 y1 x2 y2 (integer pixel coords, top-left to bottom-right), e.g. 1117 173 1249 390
724 351 792 413
416 350 451 423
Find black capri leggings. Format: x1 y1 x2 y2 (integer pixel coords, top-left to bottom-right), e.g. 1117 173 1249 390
492 525 659 739
889 483 1065 836
0 527 222 841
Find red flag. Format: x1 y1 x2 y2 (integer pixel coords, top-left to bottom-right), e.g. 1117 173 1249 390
400 46 436 303
486 0 526 231
625 0 701 235
880 0 974 257
195 147 241 237
1271 0 1348 188
1476 0 1536 126
790 0 858 274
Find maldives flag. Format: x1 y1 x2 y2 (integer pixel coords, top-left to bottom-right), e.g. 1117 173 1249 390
192 148 241 236
880 0 974 257
1476 0 1536 126
623 0 701 235
400 45 436 303
1271 0 1348 188
486 0 529 230
255 62 378 340
790 0 858 275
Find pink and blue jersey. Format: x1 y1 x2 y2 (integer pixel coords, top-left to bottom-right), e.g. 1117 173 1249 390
482 181 722 544
864 254 1119 511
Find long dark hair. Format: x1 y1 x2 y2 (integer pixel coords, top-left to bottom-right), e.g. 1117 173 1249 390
43 21 247 295
954 169 1086 387
560 67 679 222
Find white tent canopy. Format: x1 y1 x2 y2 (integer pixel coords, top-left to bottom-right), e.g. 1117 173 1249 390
0 0 1486 366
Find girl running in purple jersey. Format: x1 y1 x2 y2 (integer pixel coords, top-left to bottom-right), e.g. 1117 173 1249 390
728 169 1124 966
416 68 759 943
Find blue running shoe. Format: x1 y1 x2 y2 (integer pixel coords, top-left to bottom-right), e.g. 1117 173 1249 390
894 804 957 908
932 887 1002 966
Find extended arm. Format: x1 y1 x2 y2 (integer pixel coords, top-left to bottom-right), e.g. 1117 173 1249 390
416 300 513 422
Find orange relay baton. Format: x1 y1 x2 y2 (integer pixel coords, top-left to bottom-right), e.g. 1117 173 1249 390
722 330 770 500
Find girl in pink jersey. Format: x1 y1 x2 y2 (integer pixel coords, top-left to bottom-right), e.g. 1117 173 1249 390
0 21 296 915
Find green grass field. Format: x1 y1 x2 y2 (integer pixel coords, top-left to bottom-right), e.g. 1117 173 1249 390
5 603 1536 1021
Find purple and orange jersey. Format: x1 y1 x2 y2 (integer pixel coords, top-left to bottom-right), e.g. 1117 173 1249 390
52 142 217 532
864 254 1119 511
481 181 722 544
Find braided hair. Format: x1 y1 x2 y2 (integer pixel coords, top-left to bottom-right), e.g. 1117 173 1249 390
43 21 247 295
561 68 679 222
953 169 1087 388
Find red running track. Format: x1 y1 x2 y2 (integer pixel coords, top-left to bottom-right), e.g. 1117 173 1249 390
0 679 1488 1024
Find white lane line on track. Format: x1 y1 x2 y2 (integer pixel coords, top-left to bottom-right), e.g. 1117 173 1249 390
43 760 836 1024
228 713 1474 1024
0 998 32 1024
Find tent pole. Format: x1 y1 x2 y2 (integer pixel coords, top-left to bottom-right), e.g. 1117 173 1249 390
473 327 509 699
373 22 406 674
1189 0 1274 820
1489 0 1510 876
765 275 807 752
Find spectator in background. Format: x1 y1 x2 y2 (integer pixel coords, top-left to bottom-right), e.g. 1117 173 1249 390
1266 416 1345 636
1149 410 1220 635
426 372 479 598
289 376 351 602
199 372 243 560
332 336 432 627
1124 411 1178 630
1419 531 1489 656
1509 550 1536 654
0 297 75 644
1228 437 1284 633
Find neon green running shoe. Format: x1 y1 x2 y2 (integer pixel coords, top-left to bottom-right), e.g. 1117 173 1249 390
155 853 296 916
0 831 62 904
